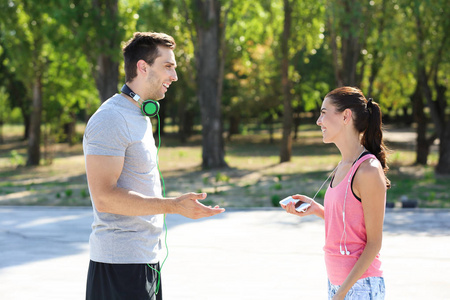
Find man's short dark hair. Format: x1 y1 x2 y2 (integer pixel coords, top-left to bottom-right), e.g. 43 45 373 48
122 32 176 82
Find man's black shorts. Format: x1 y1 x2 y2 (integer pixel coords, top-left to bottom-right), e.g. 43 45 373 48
86 260 163 300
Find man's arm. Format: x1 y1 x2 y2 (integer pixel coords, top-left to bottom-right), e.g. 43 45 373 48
85 155 225 218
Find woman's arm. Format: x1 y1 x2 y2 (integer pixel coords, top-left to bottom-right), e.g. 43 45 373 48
332 159 386 299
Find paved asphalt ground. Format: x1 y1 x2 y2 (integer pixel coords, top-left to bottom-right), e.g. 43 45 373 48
0 206 449 300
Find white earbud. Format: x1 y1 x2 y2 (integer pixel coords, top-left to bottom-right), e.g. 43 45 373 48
340 245 351 255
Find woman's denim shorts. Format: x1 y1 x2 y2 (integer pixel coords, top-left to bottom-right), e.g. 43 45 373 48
328 277 385 299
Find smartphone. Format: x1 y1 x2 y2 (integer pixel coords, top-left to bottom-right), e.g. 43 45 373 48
279 196 311 212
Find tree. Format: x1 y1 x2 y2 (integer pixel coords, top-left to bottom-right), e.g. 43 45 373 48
0 0 51 165
0 0 104 165
139 0 230 167
411 81 436 165
278 0 325 162
134 1 198 141
374 0 449 173
220 0 281 143
409 0 450 173
0 35 31 140
279 0 293 162
170 0 230 168
52 0 124 103
326 0 379 87
364 0 394 97
192 0 229 168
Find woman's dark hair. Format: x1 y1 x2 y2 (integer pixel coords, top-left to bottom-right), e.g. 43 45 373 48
325 86 391 188
122 32 176 82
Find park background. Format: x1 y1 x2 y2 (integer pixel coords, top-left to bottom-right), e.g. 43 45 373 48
0 0 449 209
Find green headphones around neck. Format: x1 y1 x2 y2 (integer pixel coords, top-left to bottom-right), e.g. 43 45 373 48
121 84 160 117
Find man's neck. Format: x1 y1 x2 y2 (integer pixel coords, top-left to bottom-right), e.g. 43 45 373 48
121 93 142 109
122 82 144 108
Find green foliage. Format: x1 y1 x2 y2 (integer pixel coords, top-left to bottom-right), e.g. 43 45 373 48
215 172 230 184
271 194 281 207
80 189 89 198
9 150 25 167
0 0 448 171
64 189 73 197
273 182 283 190
315 189 326 200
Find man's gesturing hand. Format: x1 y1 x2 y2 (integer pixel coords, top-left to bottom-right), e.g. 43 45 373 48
174 193 225 219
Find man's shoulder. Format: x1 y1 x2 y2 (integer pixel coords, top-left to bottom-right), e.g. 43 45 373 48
89 97 127 123
84 99 130 140
92 106 124 121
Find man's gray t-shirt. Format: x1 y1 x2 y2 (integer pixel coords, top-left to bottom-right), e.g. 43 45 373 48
83 94 163 264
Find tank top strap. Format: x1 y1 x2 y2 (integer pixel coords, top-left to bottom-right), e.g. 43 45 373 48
349 153 377 201
352 153 376 172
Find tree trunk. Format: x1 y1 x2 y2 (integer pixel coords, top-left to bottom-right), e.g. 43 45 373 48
64 112 77 146
93 54 119 102
413 4 449 174
227 115 240 141
293 92 303 141
280 0 293 163
411 84 430 165
293 113 300 140
27 75 42 166
367 52 380 97
91 0 120 102
328 0 363 87
341 0 362 86
22 109 31 140
0 120 3 144
177 98 194 143
367 0 387 96
434 76 449 174
327 16 342 87
194 0 227 169
436 121 450 174
158 98 167 137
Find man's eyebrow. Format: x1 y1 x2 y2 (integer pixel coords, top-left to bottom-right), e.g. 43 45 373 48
164 61 177 67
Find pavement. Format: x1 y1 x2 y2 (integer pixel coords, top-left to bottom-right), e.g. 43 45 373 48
0 207 449 300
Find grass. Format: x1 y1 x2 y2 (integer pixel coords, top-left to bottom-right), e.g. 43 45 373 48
0 123 449 208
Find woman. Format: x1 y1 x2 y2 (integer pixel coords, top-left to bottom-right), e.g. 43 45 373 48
282 87 390 299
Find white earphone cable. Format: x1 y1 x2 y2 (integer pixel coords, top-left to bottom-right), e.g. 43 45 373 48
340 148 366 255
312 164 339 202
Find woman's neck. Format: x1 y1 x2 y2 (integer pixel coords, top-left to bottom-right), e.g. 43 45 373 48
337 139 365 165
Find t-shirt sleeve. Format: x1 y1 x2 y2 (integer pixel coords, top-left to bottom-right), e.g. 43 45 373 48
83 109 131 157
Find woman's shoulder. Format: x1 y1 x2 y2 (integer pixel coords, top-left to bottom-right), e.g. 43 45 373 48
356 157 385 184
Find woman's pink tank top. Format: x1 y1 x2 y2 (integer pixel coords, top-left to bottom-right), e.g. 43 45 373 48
323 154 384 285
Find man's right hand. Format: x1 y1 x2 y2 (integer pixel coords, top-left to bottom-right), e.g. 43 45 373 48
173 193 225 219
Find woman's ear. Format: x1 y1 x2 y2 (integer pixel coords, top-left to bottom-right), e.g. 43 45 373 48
343 108 352 124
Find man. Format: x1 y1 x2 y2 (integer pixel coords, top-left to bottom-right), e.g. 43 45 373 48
83 32 225 300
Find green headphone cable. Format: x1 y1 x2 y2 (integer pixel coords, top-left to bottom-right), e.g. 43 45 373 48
147 114 168 295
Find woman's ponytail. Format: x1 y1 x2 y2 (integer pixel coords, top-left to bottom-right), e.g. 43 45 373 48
362 99 391 188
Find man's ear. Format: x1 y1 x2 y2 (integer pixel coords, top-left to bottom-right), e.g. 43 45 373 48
136 60 147 75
